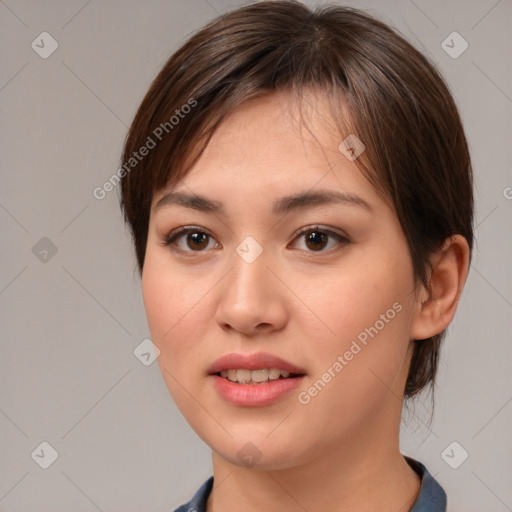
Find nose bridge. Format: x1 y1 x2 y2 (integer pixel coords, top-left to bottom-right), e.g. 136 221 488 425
228 235 272 303
215 235 286 334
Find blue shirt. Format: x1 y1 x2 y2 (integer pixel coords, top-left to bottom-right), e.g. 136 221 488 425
172 457 446 511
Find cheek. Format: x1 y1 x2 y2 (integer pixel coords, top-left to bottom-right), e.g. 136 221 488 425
296 250 414 352
141 255 210 366
292 247 415 411
142 262 213 420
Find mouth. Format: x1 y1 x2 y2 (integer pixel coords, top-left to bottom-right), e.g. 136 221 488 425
207 352 307 406
215 368 304 385
210 369 306 407
208 351 307 380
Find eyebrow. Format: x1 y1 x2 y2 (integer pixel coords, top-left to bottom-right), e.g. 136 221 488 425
153 189 372 216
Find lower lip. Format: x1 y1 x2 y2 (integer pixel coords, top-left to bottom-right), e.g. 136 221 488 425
210 374 305 407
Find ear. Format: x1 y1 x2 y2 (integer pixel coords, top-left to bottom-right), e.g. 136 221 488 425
410 235 470 341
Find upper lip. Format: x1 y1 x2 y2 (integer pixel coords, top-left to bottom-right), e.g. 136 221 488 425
208 352 307 375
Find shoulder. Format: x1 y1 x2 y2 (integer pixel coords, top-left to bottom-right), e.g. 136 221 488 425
406 457 447 512
172 476 214 512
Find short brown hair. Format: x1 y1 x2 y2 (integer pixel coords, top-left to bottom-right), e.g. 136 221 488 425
119 0 474 398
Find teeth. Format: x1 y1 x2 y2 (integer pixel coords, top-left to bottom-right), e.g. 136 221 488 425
218 368 295 384
251 369 268 383
268 368 281 380
237 369 251 383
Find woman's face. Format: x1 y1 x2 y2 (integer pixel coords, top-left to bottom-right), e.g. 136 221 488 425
142 92 422 470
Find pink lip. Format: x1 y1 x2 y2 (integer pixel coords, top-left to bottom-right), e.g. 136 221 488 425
210 374 306 407
207 352 307 375
207 352 307 407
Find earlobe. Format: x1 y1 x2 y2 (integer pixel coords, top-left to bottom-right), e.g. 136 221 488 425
410 235 470 341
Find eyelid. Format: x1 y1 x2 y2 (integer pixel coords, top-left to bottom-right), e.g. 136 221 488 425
163 224 350 255
290 225 349 243
290 225 350 256
165 225 213 242
164 225 219 254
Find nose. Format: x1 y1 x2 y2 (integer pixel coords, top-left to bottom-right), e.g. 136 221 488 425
214 245 288 336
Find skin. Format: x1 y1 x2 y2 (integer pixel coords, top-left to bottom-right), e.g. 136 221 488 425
141 91 469 511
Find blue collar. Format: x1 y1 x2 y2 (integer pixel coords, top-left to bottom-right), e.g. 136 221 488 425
173 457 446 512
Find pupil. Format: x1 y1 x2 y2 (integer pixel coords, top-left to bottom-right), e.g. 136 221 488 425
306 230 327 251
188 232 208 250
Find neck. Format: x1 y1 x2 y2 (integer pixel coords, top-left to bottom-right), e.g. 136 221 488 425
206 418 420 512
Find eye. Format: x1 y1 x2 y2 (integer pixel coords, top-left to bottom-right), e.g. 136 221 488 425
290 226 350 254
163 225 349 256
164 226 219 253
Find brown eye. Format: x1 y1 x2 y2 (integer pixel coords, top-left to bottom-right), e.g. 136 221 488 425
303 230 329 251
185 232 209 250
165 227 218 252
291 226 350 255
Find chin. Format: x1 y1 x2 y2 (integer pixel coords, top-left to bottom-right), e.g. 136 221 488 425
208 433 308 471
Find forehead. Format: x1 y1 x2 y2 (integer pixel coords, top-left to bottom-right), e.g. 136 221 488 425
192 92 343 164
153 91 376 205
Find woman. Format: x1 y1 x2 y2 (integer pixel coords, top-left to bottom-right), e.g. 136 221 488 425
119 2 473 510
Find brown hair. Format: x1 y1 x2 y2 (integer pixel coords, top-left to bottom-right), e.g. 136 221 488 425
119 0 474 398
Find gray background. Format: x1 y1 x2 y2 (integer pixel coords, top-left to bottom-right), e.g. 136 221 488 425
1 0 511 510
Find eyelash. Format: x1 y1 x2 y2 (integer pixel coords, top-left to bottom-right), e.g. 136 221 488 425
163 225 350 258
